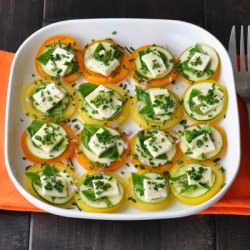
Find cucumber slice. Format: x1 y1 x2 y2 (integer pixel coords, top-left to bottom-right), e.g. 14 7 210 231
134 130 176 167
81 87 123 120
133 172 169 204
39 44 76 77
183 81 226 121
32 85 69 113
135 46 174 79
171 163 215 198
84 41 120 74
180 124 224 160
79 174 124 209
137 88 178 123
32 172 75 205
26 124 68 160
81 127 125 164
178 44 219 82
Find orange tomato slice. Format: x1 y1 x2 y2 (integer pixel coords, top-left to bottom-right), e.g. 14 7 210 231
75 130 129 172
130 45 178 88
35 35 83 83
82 39 130 84
21 123 76 164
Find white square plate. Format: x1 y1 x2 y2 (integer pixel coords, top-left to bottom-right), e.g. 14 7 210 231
5 19 240 220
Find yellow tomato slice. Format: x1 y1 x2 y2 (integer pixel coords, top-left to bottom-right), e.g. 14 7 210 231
25 163 76 207
181 80 228 122
130 89 183 130
127 171 171 211
77 83 130 126
22 79 77 120
75 172 126 213
129 134 183 173
169 161 225 205
179 123 227 161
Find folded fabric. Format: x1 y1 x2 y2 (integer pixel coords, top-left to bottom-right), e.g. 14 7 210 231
0 50 249 215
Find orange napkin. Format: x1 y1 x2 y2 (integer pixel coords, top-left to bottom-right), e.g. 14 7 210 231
0 50 249 215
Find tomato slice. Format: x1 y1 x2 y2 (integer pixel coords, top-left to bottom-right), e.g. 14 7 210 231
130 45 178 88
77 83 130 126
127 171 171 211
75 130 129 172
179 123 227 161
181 80 228 122
35 35 83 82
82 39 130 84
75 171 126 213
25 163 76 207
130 89 183 130
169 161 225 205
129 134 183 174
22 79 77 120
21 123 76 164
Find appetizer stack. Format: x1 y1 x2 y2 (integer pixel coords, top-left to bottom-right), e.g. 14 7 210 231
21 35 227 213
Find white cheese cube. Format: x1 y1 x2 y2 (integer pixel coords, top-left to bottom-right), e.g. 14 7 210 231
87 57 120 76
188 52 211 72
88 128 115 157
142 52 167 78
192 96 202 106
200 103 220 114
149 88 174 115
144 131 172 158
44 47 74 76
192 94 220 114
187 134 215 157
85 85 122 119
143 179 167 201
92 178 119 199
187 166 212 186
31 124 63 153
41 175 67 198
32 82 65 112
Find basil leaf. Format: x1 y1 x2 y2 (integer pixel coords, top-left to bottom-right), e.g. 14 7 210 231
188 88 204 115
180 183 197 194
103 198 113 207
26 120 46 137
36 48 55 65
132 173 150 196
135 86 154 115
42 164 58 177
47 102 63 117
81 124 102 150
99 144 120 161
82 190 96 201
25 172 42 187
78 82 98 98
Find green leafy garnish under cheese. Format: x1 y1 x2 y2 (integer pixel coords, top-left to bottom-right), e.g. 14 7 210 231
184 124 212 143
26 164 59 188
136 86 154 115
78 82 98 98
92 42 124 66
37 48 56 65
81 124 122 161
132 173 150 196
